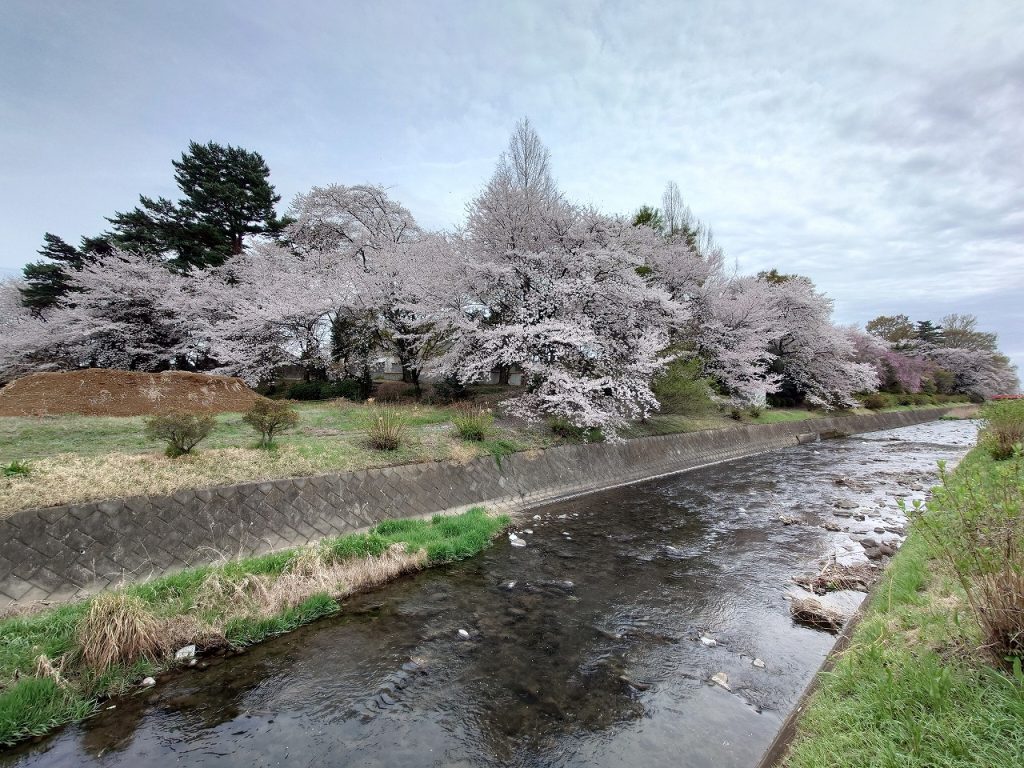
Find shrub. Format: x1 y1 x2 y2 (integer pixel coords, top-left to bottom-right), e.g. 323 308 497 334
366 406 406 450
452 408 493 441
652 358 716 415
144 413 215 457
746 404 764 419
549 416 603 443
372 381 419 403
862 393 888 410
285 381 325 401
728 406 744 421
243 399 300 448
896 394 915 406
981 400 1024 460
2 460 31 478
431 374 469 403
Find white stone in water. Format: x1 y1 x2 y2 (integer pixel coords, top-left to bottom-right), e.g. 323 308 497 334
557 514 568 519
562 531 571 536
524 529 533 534
700 636 717 647
710 672 730 690
533 515 542 520
141 677 156 687
510 538 527 548
458 629 470 639
504 581 517 589
175 644 196 661
752 658 766 669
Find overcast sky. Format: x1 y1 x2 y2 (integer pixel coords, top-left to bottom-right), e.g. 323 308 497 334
2 1 1022 375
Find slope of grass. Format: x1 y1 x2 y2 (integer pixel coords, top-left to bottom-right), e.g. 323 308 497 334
0 402 951 515
0 508 507 748
782 448 1024 768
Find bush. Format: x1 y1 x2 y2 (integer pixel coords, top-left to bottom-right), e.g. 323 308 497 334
746 404 763 419
981 400 1024 460
77 593 166 670
285 381 325 401
285 379 364 402
862 393 888 410
452 408 494 441
372 381 419 403
2 460 31 478
431 374 469 404
652 358 716 415
144 413 215 457
549 416 603 443
728 406 744 421
243 399 300 448
366 406 407 450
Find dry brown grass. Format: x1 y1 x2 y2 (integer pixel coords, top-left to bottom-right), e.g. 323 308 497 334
977 569 1024 661
196 543 427 621
77 593 166 670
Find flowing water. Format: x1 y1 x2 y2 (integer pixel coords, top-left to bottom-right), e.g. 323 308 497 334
3 419 978 768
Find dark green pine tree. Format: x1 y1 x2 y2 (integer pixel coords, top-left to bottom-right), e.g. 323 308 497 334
632 205 664 232
915 320 944 345
19 233 109 313
107 141 284 270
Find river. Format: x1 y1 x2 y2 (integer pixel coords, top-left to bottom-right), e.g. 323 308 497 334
2 418 978 768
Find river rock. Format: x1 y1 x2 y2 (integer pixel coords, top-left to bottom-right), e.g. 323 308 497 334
700 636 717 647
510 538 526 548
752 658 766 669
141 677 156 687
710 672 730 691
458 629 470 639
175 644 196 661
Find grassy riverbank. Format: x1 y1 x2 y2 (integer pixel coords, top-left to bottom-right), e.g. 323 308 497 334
0 508 508 747
782 445 1024 767
0 399 956 516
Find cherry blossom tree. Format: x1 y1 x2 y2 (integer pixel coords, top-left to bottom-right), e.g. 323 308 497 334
429 210 683 433
2 251 197 376
195 242 359 385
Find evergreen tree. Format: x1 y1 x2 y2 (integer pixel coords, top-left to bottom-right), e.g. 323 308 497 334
632 205 664 232
19 233 107 313
915 319 944 344
108 141 283 269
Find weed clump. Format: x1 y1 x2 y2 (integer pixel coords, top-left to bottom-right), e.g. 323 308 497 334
2 460 31 478
980 400 1024 460
144 412 215 457
76 593 165 670
365 405 407 451
452 407 494 441
906 450 1024 666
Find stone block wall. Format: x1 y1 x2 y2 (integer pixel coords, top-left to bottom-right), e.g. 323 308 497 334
0 408 949 609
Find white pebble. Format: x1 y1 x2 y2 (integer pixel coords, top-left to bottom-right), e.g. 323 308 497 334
700 636 717 647
458 629 470 639
141 677 156 687
753 658 766 669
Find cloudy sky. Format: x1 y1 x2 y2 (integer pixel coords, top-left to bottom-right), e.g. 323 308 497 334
2 1 1022 374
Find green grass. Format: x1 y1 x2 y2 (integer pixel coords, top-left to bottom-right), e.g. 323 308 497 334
783 449 1024 768
0 402 459 463
0 508 507 747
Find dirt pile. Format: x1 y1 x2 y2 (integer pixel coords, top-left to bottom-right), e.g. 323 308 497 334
0 370 263 417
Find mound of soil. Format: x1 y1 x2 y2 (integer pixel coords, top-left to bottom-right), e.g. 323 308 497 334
0 370 264 417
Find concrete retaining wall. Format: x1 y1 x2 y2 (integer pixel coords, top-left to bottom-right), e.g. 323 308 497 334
0 408 949 609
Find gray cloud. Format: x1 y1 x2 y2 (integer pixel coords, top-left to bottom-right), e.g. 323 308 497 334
1 0 1021 374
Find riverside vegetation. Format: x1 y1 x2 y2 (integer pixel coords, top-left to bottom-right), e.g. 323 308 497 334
0 508 508 747
0 395 965 516
783 401 1024 767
